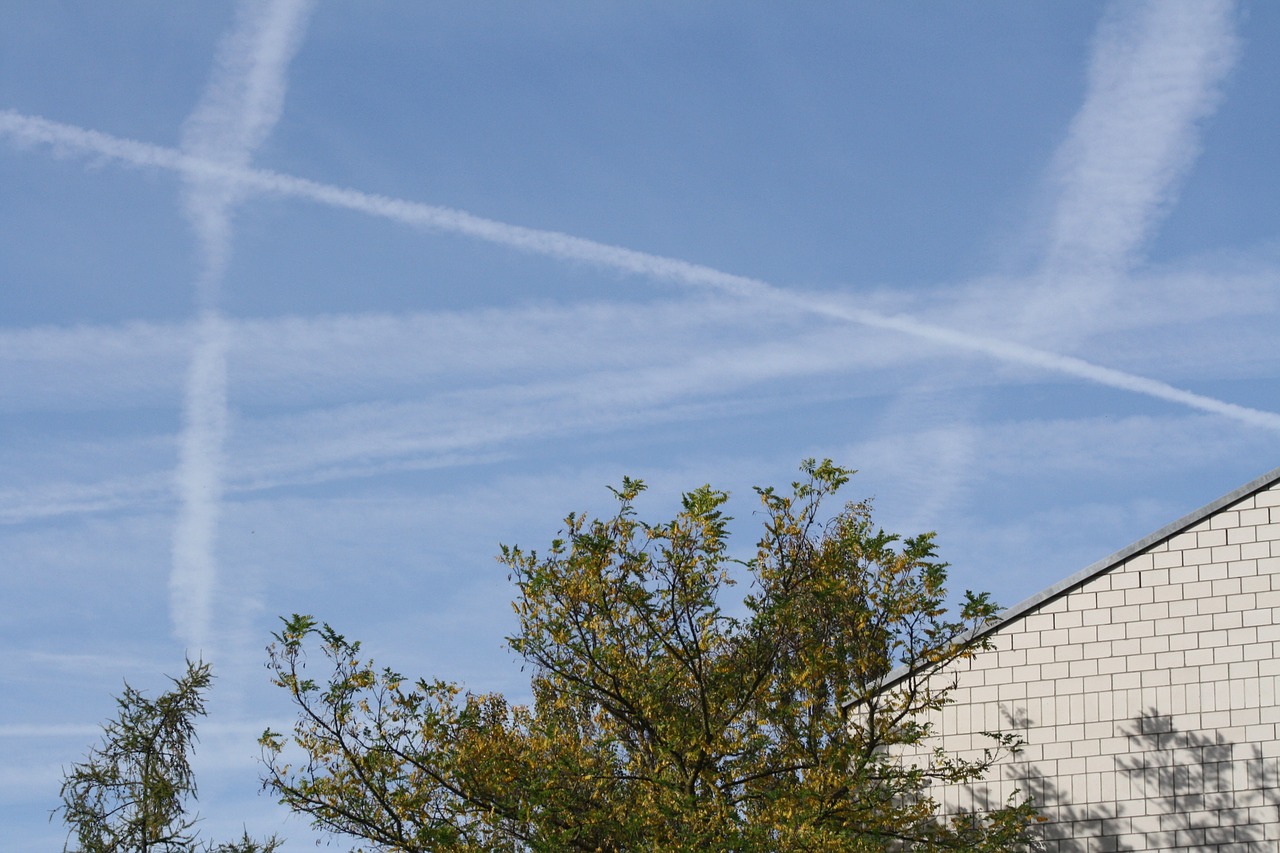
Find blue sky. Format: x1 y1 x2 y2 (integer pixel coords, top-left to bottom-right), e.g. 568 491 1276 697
2 1 1278 847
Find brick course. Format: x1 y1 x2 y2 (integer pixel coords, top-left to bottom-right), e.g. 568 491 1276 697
892 471 1280 851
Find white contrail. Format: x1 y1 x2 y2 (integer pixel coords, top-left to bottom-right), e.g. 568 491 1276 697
936 0 1241 502
1048 0 1238 273
170 312 230 652
1022 0 1240 340
1 110 1277 433
170 0 314 652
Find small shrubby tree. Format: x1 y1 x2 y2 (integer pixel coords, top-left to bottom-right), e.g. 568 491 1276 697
261 460 1039 850
57 660 280 853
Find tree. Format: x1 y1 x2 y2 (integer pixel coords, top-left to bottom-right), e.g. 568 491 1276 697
57 659 280 853
261 460 1039 851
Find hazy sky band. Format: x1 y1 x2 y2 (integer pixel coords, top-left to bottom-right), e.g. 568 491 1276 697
2 108 1276 433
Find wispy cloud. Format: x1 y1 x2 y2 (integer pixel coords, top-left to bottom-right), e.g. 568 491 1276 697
837 409 1276 592
0 473 171 525
1049 0 1239 272
170 0 314 653
1025 0 1240 331
2 261 1274 414
3 292 1275 531
2 109 1276 433
170 314 230 652
0 720 288 739
180 0 316 302
0 319 918 525
0 724 101 739
921 0 1244 513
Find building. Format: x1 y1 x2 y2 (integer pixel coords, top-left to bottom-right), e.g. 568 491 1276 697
892 466 1280 851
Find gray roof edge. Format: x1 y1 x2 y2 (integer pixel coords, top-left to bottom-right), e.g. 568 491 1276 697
846 463 1280 707
986 463 1280 637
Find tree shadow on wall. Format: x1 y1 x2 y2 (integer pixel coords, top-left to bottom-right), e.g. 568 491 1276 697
993 707 1278 852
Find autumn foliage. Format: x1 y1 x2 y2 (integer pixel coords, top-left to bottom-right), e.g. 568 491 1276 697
260 460 1038 850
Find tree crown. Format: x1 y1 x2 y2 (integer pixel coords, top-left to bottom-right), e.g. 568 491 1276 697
261 460 1037 851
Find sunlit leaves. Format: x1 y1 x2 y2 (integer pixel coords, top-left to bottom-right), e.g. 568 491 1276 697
262 460 1038 850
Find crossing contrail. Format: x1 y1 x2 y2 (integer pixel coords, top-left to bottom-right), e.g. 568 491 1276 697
169 0 314 653
1 108 1277 433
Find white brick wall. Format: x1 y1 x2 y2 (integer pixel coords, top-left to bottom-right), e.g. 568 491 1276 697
901 478 1280 851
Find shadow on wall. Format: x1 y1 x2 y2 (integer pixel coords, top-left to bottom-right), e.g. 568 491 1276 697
990 708 1279 852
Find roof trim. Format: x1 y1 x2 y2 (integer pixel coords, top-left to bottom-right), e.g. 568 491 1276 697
846 464 1280 706
982 464 1280 637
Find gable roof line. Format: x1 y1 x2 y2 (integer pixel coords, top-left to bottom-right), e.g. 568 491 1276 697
987 463 1280 635
846 464 1280 707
